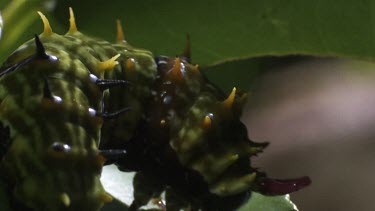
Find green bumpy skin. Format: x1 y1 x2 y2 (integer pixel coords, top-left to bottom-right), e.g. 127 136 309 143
0 15 158 209
146 57 265 195
116 55 269 210
0 31 120 210
0 11 263 210
0 9 310 211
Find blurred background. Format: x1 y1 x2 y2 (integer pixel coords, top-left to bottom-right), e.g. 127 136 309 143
240 58 375 211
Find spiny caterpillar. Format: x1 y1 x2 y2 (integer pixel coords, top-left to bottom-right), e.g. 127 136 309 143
0 8 311 211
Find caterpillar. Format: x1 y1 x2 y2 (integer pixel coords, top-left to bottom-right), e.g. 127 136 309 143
0 8 311 211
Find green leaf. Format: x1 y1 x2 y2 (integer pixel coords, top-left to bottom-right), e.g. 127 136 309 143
100 165 133 210
52 0 375 65
100 165 132 211
238 193 297 211
2 0 375 64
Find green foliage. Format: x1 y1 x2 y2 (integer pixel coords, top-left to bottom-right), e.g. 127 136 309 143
54 0 375 64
